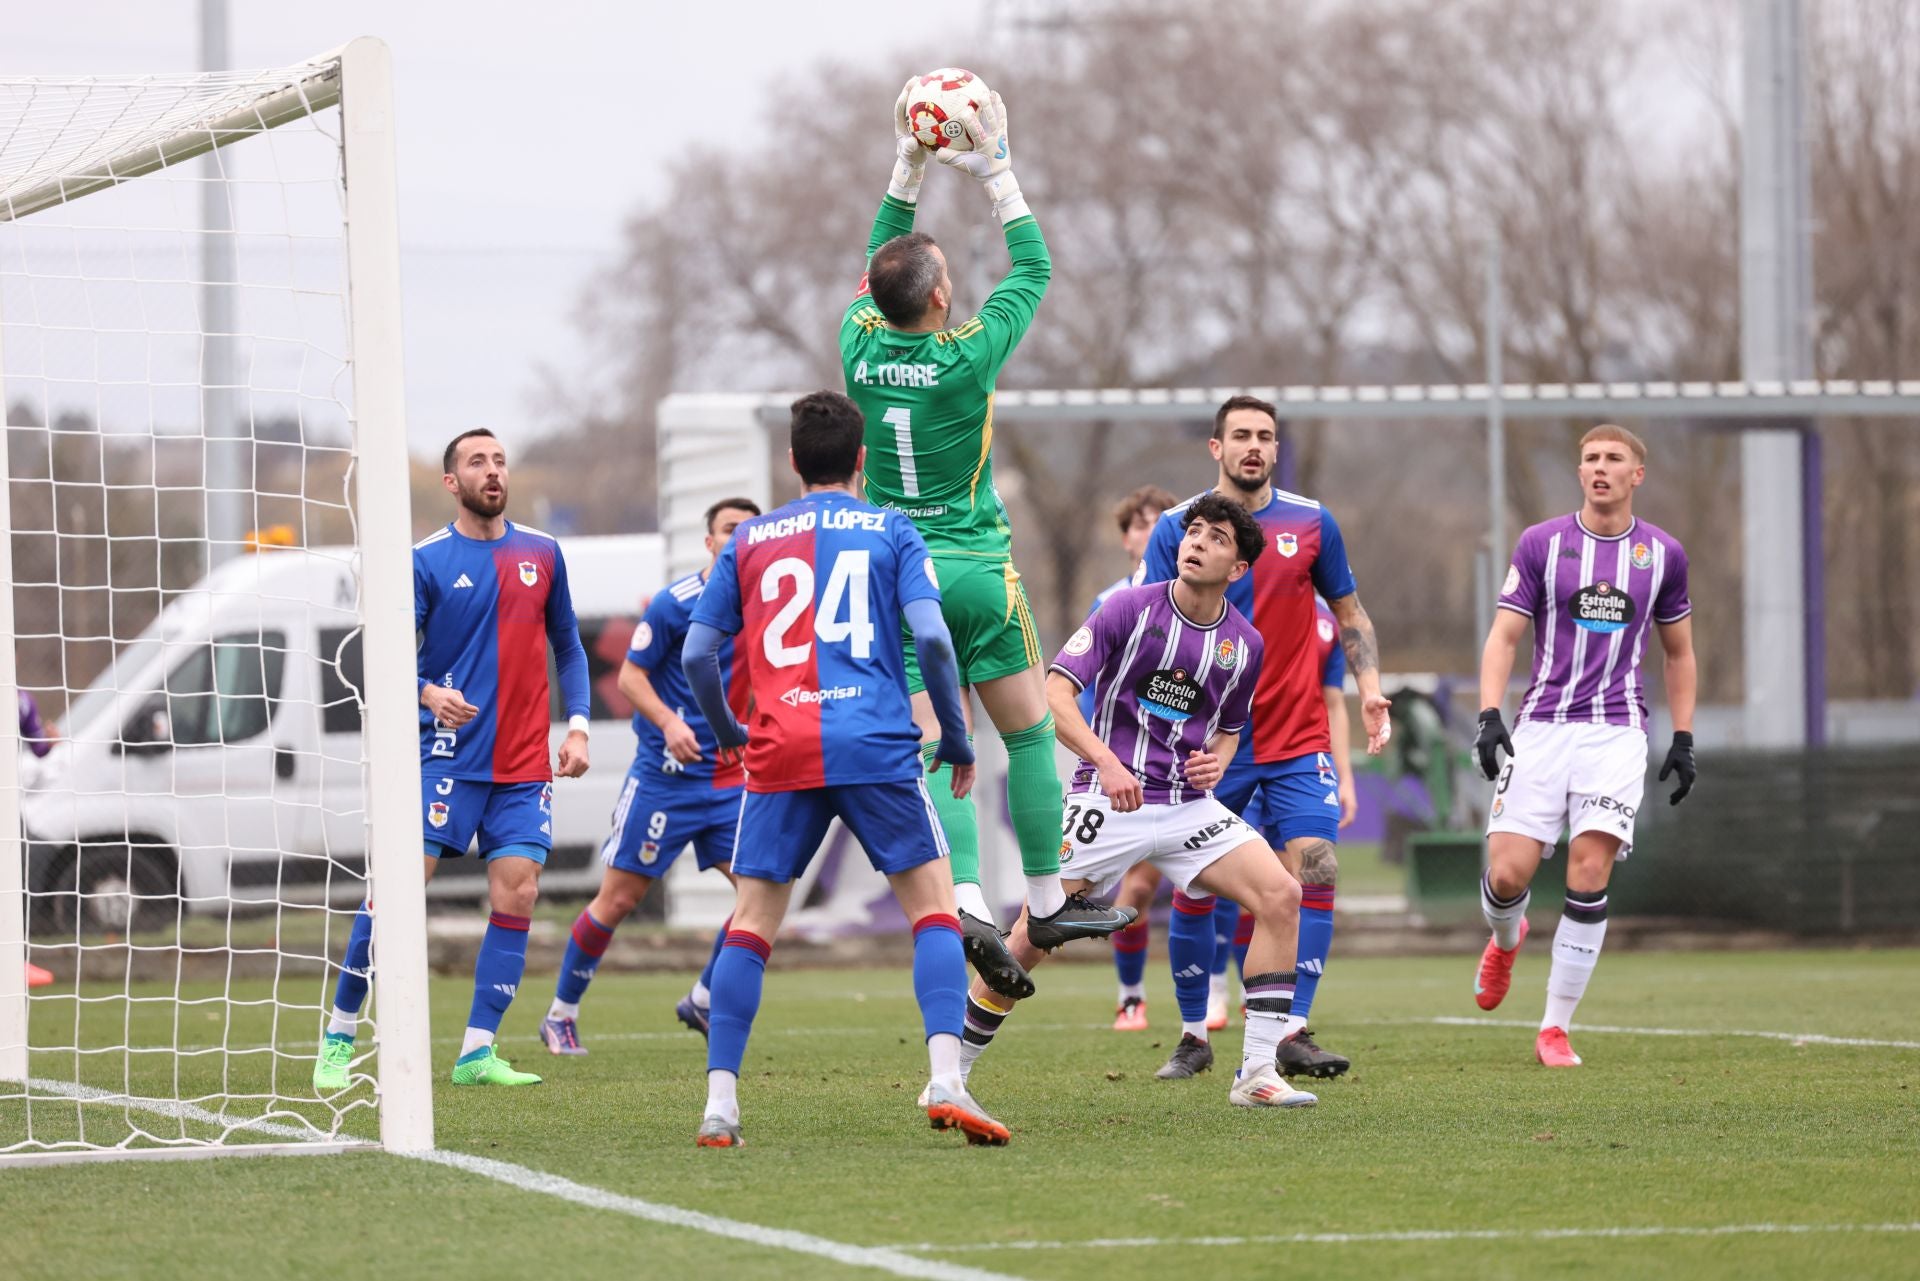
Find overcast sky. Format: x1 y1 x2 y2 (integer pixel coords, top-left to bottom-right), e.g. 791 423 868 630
1 0 942 453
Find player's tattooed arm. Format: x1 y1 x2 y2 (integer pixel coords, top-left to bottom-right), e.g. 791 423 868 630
1329 592 1393 756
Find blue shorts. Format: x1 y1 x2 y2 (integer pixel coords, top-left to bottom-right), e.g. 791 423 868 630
730 777 948 884
601 773 743 878
1218 752 1341 846
422 773 552 863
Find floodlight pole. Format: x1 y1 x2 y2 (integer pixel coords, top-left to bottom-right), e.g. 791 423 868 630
1740 0 1818 747
1482 227 1506 650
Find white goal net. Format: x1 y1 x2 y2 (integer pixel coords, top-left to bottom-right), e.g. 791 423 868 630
0 40 432 1163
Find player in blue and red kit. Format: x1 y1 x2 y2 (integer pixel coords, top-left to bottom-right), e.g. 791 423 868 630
1140 395 1391 1079
314 428 591 1092
681 391 1008 1149
538 496 761 1056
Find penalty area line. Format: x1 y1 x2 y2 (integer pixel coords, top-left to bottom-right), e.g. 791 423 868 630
894 1221 1920 1252
409 1148 1020 1281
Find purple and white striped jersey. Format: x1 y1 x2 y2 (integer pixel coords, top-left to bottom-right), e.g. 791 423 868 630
1499 513 1691 732
1050 582 1263 805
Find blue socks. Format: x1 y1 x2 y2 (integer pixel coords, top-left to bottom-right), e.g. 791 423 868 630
909 914 966 1041
707 930 770 1075
1210 899 1239 982
1167 890 1216 1025
1294 884 1336 1022
555 909 613 1006
467 911 530 1036
331 903 374 1016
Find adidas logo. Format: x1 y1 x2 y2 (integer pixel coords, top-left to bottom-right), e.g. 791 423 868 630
491 983 517 997
1297 958 1324 975
1173 963 1207 980
453 573 474 589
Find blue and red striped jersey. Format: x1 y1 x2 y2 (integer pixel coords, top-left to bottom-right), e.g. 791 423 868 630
692 490 939 792
1143 488 1356 764
414 521 590 783
625 571 747 788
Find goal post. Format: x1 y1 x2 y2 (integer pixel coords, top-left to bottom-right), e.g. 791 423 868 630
0 38 431 1162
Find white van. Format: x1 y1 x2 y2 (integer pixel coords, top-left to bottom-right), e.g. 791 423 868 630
20 534 662 933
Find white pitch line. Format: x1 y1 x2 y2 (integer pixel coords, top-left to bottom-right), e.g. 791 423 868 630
409 1148 1019 1281
895 1221 1920 1252
1381 1016 1920 1050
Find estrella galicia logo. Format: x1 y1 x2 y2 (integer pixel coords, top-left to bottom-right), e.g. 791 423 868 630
1569 580 1636 634
1136 667 1203 722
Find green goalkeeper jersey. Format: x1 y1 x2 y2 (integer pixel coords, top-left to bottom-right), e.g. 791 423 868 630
841 196 1051 561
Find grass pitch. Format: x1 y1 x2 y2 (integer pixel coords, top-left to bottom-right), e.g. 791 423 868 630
5 948 1917 1280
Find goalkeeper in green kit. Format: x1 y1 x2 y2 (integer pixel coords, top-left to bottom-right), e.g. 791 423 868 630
842 78 1135 999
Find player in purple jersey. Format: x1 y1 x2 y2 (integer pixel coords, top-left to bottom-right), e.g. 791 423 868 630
952 494 1319 1109
316 429 593 1092
1473 424 1697 1068
538 497 761 1057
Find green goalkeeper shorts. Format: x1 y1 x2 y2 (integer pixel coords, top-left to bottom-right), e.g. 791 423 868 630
903 554 1043 693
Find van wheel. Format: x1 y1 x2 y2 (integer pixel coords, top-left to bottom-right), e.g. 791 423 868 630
49 846 181 938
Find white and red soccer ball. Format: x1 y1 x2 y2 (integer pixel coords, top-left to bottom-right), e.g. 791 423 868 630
905 67 991 153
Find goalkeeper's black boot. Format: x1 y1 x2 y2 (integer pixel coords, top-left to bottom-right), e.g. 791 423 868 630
1276 1027 1351 1079
961 910 1034 1001
1026 893 1138 952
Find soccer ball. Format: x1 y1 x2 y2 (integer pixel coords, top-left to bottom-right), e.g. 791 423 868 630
905 68 991 152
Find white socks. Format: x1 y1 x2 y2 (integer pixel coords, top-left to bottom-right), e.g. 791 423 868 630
459 1027 494 1057
1024 876 1067 919
1543 910 1608 1031
928 1032 963 1094
1241 1011 1304 1076
547 999 580 1021
1119 981 1145 1003
327 1007 358 1037
954 881 994 925
1481 873 1530 951
690 979 711 1009
1181 1018 1210 1042
705 1069 740 1125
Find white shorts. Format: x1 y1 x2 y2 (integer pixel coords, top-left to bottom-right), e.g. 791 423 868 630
1058 794 1260 895
1486 720 1647 858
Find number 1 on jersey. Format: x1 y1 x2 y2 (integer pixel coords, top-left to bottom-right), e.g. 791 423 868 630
883 406 919 498
760 550 875 668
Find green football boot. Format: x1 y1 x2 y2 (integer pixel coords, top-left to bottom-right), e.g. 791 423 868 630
312 1032 355 1092
451 1045 543 1086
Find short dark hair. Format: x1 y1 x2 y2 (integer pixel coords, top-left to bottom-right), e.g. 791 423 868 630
1113 484 1177 535
703 496 761 533
867 232 942 327
1182 492 1265 566
1211 394 1278 441
443 428 501 474
789 391 865 486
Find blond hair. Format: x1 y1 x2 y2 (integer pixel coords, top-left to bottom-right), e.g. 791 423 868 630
1580 423 1646 465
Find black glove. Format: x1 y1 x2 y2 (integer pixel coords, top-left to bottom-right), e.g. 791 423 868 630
1475 708 1514 781
1659 730 1695 805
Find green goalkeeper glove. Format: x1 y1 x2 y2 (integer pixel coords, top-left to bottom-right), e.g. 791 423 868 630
934 90 1028 223
888 77 930 204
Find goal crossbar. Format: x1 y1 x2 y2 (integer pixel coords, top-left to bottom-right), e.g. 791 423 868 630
0 59 345 224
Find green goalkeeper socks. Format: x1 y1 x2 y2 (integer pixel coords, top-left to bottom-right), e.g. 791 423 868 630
1001 716 1063 880
921 739 981 887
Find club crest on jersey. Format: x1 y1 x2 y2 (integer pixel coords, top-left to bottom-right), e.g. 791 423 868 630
518 561 538 587
428 801 450 829
1631 541 1653 570
1569 580 1637 634
1215 638 1238 669
640 840 660 865
1275 532 1298 558
1317 617 1336 644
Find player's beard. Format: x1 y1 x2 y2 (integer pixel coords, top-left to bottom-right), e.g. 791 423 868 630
457 475 507 519
1223 455 1272 496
